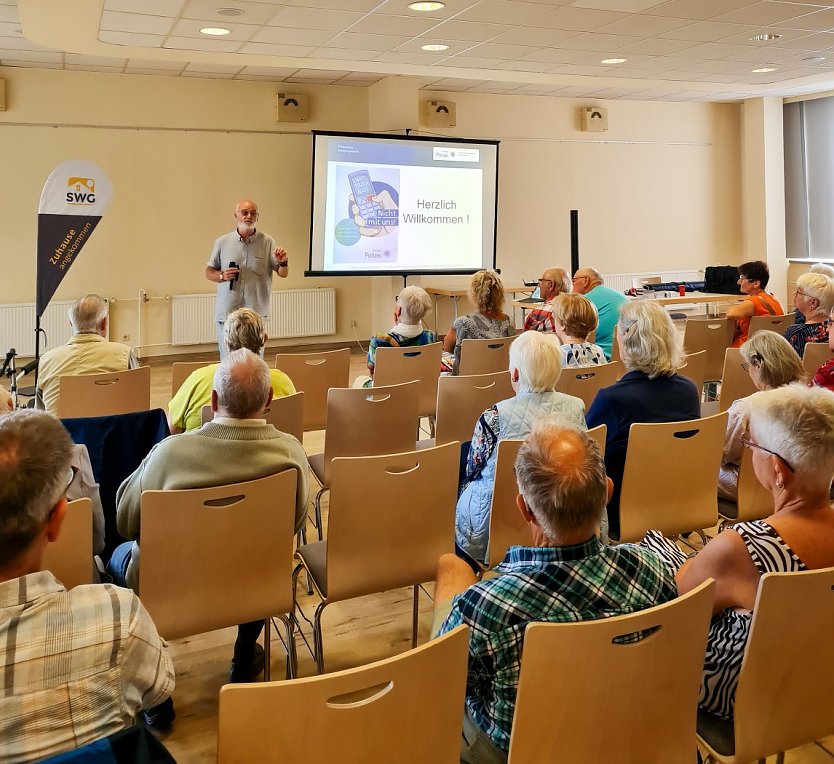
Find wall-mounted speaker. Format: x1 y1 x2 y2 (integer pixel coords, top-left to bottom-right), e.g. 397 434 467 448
580 106 608 132
423 100 456 128
276 93 308 122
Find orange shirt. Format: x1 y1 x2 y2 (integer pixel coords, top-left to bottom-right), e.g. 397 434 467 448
732 292 784 347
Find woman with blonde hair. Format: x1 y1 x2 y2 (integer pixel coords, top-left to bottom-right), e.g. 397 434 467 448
443 270 514 375
784 271 834 357
719 331 806 500
586 300 700 537
550 293 606 367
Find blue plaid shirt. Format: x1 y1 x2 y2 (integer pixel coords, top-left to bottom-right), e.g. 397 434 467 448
437 537 676 752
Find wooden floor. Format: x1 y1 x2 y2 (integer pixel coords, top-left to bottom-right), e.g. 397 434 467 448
94 351 834 762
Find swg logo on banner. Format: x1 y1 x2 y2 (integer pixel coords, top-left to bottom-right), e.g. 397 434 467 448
66 177 96 204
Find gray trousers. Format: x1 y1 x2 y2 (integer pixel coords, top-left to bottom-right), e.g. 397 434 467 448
460 710 508 764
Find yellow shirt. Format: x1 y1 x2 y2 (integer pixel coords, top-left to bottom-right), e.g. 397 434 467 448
168 363 296 431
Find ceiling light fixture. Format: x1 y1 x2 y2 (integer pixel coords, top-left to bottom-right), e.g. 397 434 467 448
216 7 245 16
200 27 232 35
409 1 445 10
421 43 449 51
750 33 782 42
751 66 776 73
601 57 626 64
803 55 826 63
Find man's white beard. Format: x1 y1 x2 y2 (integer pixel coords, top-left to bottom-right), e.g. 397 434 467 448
238 221 255 235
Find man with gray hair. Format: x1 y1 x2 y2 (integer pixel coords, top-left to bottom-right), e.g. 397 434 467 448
36 294 138 415
434 423 675 762
111 349 309 704
0 411 173 760
570 267 628 360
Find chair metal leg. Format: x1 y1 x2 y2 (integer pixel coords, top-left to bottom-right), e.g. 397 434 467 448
412 584 420 648
314 488 326 541
775 753 785 764
272 613 297 679
313 602 327 674
262 616 271 682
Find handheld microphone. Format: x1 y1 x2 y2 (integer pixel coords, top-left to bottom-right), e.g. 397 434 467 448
1 348 15 377
228 261 238 291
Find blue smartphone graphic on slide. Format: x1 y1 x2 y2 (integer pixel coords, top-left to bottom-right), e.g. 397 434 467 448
348 170 382 223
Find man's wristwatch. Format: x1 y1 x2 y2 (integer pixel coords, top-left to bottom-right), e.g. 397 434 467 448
219 272 225 282
276 260 289 268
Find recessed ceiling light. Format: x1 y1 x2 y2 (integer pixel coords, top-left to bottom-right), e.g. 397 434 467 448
216 7 245 16
750 33 782 42
421 43 449 51
601 57 627 64
751 66 777 73
803 55 826 64
409 1 445 10
200 27 231 35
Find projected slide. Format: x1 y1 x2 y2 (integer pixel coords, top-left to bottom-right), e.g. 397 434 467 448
309 132 499 276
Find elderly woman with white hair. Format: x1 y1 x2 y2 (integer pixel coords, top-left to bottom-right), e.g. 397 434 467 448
454 331 586 566
792 262 834 325
719 331 806 500
644 384 834 721
586 300 700 538
356 286 436 388
784 271 834 357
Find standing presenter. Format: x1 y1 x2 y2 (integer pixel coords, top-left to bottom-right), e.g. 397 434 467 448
206 199 289 358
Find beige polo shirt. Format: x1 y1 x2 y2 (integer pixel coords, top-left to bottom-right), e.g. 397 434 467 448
37 334 138 415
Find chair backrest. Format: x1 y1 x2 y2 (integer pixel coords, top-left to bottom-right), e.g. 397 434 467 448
458 336 514 376
486 425 606 568
201 391 305 443
170 361 210 398
610 333 621 364
57 366 151 418
747 313 792 339
731 568 834 761
508 580 715 764
322 381 419 485
434 371 514 446
678 350 707 392
373 342 442 419
618 412 728 542
217 625 469 764
719 447 773 524
325 442 458 603
802 341 833 376
554 361 620 410
683 318 734 381
274 348 350 431
42 498 93 590
718 348 757 413
138 470 297 640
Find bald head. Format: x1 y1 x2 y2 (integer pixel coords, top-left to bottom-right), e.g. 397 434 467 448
539 268 571 301
213 348 272 419
234 199 259 234
514 424 607 539
571 268 602 295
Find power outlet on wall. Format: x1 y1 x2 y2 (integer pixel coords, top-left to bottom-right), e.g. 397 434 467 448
122 334 130 343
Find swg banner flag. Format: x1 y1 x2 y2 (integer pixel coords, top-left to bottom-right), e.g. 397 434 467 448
36 160 113 316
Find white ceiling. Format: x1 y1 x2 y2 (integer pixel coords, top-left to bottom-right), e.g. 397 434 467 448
4 0 834 100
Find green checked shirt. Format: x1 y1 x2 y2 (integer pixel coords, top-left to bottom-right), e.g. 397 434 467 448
437 536 676 753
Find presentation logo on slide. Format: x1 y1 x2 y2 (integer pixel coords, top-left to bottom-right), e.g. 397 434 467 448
66 177 96 204
333 165 400 264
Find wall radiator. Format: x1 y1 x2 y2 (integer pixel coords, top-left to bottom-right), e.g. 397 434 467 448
0 300 102 358
171 288 336 346
603 269 703 293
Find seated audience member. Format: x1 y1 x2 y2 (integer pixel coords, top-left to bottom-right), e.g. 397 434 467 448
811 305 834 391
644 384 834 721
570 267 628 360
455 331 586 565
586 301 700 538
792 263 834 324
522 268 571 333
36 294 138 415
111 350 309 723
354 286 436 388
168 307 295 433
436 424 676 762
2 384 106 555
725 261 783 348
444 270 515 375
784 271 834 358
550 293 607 367
0 411 173 762
719 331 806 501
